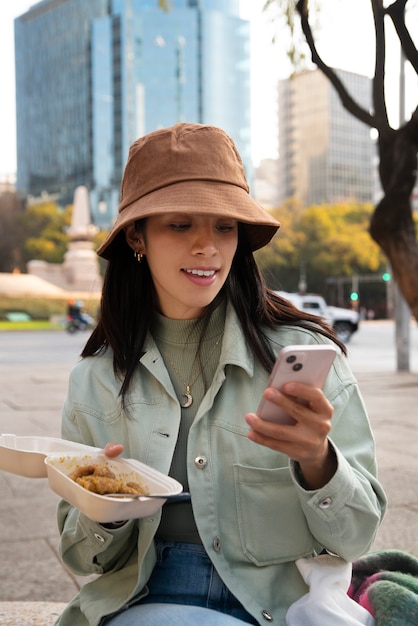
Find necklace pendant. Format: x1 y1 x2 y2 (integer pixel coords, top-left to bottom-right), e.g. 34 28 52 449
181 385 193 408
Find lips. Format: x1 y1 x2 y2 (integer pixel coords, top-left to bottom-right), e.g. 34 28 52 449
183 268 216 277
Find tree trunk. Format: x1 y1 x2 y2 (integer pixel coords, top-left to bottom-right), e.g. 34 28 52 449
294 0 418 321
370 109 418 319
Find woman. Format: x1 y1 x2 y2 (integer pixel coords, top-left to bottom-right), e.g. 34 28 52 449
55 123 386 626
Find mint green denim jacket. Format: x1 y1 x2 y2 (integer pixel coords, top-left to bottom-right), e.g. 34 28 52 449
55 302 386 626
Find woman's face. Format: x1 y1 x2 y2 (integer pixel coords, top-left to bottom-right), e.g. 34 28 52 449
138 213 238 319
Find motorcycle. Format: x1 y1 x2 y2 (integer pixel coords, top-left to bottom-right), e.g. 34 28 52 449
66 313 93 333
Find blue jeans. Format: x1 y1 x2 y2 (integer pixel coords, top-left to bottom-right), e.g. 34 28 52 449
104 604 253 625
104 541 258 625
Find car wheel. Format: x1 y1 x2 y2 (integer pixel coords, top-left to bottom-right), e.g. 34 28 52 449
333 322 353 343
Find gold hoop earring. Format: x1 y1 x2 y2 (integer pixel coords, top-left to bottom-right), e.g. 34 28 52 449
134 238 144 263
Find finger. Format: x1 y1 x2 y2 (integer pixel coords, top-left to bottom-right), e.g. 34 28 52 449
247 428 287 453
281 383 334 419
246 409 332 459
245 413 295 441
282 382 324 406
262 386 302 421
245 418 304 456
103 442 124 457
246 418 329 461
260 387 313 426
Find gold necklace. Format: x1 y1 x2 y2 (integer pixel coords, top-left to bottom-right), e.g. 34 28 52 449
161 333 223 408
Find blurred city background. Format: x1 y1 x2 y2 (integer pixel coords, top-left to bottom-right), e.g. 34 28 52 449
0 0 417 361
1 5 417 619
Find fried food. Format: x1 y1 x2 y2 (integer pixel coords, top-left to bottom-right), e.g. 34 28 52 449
70 464 114 480
69 463 146 495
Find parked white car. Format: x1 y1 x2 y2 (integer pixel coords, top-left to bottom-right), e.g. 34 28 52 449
276 291 360 343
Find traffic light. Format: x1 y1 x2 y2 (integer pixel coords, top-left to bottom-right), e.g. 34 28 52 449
350 292 359 302
382 272 391 282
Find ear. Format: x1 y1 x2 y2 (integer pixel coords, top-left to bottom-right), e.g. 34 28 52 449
124 223 145 253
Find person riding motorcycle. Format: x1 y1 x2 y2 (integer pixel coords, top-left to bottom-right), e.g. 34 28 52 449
66 300 92 333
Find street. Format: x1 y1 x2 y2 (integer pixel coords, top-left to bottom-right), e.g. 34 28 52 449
0 328 87 366
347 319 418 373
1 319 417 373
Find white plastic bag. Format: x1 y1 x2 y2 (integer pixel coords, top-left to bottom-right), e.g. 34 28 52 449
286 554 375 625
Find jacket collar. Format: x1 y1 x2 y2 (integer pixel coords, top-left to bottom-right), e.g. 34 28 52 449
219 299 255 378
141 299 255 379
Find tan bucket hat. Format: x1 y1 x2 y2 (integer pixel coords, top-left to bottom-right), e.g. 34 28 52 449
97 122 280 259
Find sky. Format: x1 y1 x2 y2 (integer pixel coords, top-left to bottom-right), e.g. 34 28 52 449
0 0 416 177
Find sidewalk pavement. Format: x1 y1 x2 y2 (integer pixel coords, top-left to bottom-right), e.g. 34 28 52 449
0 358 417 615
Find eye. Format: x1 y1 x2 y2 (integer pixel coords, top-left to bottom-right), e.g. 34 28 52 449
169 222 190 231
217 223 237 233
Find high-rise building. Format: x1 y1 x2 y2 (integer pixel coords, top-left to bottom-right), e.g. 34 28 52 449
15 0 250 226
277 68 375 207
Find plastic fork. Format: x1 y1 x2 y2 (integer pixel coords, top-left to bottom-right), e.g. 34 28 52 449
105 491 191 503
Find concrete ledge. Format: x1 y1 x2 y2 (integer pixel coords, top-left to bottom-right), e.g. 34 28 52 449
0 602 67 626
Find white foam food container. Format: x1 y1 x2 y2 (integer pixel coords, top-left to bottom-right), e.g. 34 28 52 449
0 434 100 478
44 452 183 522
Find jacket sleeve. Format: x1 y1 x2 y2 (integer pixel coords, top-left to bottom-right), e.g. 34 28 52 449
57 501 138 576
290 361 387 562
57 373 139 576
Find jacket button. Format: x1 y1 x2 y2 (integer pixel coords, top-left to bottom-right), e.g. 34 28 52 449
94 533 105 542
213 537 221 553
194 455 208 469
318 497 333 509
261 609 273 621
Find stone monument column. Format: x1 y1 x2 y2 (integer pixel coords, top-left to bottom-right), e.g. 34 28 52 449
62 186 102 292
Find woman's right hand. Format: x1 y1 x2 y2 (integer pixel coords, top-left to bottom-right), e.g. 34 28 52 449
103 442 124 457
100 442 128 529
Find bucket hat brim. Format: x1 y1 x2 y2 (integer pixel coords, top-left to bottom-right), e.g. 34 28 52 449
97 180 279 258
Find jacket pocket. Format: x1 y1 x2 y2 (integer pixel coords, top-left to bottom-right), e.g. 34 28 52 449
233 464 315 566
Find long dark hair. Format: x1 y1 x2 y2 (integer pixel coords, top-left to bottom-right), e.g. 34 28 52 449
82 224 346 403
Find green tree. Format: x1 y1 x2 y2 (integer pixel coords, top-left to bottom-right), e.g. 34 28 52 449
0 191 25 272
256 202 386 293
298 203 384 277
265 0 418 319
256 199 306 288
20 202 71 265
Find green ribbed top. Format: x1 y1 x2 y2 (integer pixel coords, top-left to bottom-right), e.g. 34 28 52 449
151 301 226 543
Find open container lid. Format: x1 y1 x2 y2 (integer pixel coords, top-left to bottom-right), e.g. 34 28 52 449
0 434 101 478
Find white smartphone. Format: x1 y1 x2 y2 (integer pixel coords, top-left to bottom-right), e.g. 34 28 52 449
256 344 337 425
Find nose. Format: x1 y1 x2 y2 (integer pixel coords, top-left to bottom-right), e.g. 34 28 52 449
192 225 218 256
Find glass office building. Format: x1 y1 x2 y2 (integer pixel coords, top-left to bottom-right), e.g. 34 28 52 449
15 0 250 226
277 68 375 207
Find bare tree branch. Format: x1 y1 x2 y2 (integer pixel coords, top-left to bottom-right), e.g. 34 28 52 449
386 0 418 72
295 0 377 128
371 0 391 132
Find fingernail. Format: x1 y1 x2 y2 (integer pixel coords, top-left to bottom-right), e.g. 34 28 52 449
245 414 255 426
284 383 295 393
265 388 277 400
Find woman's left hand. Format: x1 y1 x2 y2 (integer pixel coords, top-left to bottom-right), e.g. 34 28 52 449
245 382 337 489
103 442 124 457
